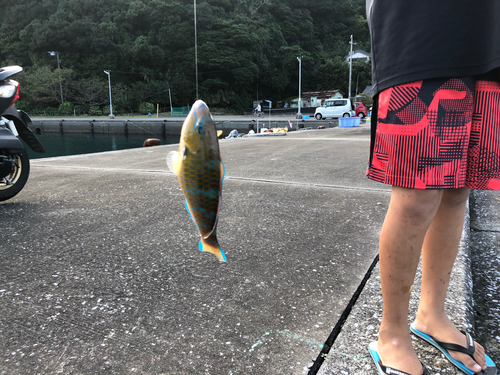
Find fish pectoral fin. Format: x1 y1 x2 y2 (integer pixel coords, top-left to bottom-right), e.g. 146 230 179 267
166 151 182 175
199 236 227 262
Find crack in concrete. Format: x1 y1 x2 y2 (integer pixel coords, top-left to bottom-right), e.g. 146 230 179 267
470 227 500 233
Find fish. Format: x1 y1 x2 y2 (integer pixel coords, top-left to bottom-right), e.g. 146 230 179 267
167 100 226 262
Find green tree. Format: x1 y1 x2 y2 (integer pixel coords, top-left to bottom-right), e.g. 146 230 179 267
58 102 74 115
0 0 371 112
70 77 108 107
139 102 155 114
19 65 74 106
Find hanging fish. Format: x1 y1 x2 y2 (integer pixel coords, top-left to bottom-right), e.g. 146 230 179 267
167 100 226 262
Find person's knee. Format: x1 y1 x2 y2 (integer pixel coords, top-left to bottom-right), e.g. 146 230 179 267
390 187 442 224
441 188 470 208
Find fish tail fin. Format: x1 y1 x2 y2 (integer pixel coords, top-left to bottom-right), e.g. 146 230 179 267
199 235 227 262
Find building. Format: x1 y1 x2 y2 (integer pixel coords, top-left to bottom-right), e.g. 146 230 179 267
292 90 345 108
361 85 373 96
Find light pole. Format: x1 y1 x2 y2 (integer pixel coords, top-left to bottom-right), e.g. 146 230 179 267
296 56 302 119
348 35 357 101
356 74 359 97
265 100 272 129
194 0 199 100
48 51 64 104
103 70 114 119
168 88 173 117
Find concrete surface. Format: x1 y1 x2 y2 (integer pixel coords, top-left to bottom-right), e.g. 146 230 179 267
317 209 474 374
470 190 500 365
0 123 497 374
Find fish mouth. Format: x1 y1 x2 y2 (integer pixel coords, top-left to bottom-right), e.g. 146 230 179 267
193 100 212 124
180 100 210 152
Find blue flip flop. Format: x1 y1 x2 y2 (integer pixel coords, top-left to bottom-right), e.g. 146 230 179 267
410 322 497 375
369 341 430 375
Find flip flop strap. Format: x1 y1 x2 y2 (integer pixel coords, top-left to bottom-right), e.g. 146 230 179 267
433 331 475 357
378 360 411 375
379 360 429 375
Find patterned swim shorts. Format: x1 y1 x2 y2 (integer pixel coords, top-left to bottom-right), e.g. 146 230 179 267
367 75 500 190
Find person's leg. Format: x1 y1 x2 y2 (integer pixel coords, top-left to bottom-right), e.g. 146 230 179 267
376 186 442 375
413 187 487 372
412 74 500 372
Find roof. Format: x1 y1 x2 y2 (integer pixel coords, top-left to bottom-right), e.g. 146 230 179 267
362 86 373 96
302 89 345 98
344 49 371 60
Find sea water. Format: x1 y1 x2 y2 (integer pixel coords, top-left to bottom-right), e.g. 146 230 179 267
25 133 180 159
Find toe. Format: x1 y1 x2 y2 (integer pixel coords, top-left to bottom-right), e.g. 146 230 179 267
451 346 485 373
460 355 482 373
473 342 487 369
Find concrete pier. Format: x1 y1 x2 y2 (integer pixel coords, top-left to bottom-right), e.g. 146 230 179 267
1 123 498 374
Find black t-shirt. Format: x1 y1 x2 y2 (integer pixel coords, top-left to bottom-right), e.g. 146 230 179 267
367 0 500 95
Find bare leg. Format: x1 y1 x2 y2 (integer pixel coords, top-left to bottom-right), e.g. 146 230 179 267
376 186 443 374
413 188 487 372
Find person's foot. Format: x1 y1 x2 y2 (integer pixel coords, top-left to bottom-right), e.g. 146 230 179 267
413 316 487 373
376 331 425 375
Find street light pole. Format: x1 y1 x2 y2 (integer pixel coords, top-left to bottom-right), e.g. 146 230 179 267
104 70 114 119
48 51 64 104
296 56 302 119
168 88 173 117
348 35 356 101
194 0 199 100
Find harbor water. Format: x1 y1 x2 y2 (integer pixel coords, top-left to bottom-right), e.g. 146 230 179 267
25 133 180 159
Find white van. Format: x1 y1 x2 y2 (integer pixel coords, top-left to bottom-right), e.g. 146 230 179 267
314 99 353 120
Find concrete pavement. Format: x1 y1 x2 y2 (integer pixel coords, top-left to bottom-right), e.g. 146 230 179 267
469 190 500 365
1 122 498 374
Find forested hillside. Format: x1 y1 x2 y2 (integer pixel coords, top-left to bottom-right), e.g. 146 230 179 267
0 0 371 114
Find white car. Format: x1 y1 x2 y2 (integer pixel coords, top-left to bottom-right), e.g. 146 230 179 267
314 99 354 120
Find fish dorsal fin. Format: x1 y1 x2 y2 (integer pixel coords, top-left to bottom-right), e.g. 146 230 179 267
166 151 181 175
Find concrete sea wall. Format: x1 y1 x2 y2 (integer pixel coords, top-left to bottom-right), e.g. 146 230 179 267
30 117 340 136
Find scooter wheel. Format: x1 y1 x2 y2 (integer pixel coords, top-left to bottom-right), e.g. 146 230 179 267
0 152 30 202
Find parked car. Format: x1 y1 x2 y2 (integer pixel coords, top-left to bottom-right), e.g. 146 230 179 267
355 102 367 118
314 99 353 120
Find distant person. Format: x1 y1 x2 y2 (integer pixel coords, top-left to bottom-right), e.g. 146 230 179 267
225 129 238 139
365 1 500 375
256 103 261 113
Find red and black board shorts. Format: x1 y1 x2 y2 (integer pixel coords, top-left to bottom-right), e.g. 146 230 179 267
367 74 500 190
